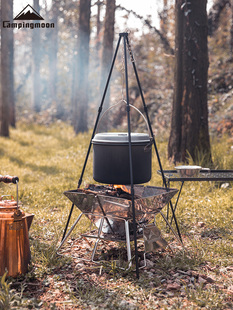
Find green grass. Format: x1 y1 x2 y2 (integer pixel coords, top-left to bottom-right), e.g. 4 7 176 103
0 122 232 309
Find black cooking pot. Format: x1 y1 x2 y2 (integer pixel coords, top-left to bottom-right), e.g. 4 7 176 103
92 132 152 185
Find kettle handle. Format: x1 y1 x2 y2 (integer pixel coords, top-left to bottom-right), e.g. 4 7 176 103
0 175 19 184
0 195 15 201
96 99 151 136
0 176 19 210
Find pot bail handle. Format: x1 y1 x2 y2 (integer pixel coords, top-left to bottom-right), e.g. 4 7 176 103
144 138 153 152
96 99 151 136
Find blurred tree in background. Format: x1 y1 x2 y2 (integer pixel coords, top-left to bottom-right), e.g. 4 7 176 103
48 0 60 117
168 0 211 164
0 0 232 151
100 0 116 110
1 0 14 137
32 0 41 113
73 0 91 133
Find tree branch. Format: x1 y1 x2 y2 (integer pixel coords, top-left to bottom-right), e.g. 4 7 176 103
116 4 174 55
208 0 231 36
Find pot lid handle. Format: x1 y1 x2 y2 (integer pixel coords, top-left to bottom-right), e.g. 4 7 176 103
96 99 151 136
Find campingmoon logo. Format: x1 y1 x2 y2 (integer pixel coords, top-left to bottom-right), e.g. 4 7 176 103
2 4 55 29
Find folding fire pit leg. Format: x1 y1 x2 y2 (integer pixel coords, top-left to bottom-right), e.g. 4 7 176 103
124 219 147 270
57 212 84 251
124 220 132 268
89 215 142 270
90 217 104 263
91 217 133 269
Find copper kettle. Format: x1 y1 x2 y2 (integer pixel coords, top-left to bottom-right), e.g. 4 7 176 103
0 175 34 277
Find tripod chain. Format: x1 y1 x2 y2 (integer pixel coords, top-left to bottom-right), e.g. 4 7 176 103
126 37 135 63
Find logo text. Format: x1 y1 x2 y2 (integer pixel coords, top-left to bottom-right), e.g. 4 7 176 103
3 21 54 29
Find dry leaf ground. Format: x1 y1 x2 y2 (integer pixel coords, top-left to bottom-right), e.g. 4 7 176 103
0 123 232 309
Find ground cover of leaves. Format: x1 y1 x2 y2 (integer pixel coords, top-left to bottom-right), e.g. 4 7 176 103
0 123 232 309
6 226 233 310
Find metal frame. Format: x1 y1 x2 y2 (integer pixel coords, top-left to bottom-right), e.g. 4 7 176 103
58 211 147 270
60 33 181 279
158 169 233 225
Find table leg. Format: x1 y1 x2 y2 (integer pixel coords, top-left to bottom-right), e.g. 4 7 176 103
166 180 171 221
170 181 184 225
164 178 183 241
168 200 183 242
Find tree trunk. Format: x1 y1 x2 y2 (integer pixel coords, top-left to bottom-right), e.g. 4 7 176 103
32 0 41 113
208 0 230 36
230 0 233 59
100 0 116 110
96 0 103 55
0 0 14 136
168 0 212 164
8 0 15 127
48 0 60 117
73 0 91 133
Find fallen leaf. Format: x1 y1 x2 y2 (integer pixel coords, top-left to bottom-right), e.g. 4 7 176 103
198 276 207 284
166 282 181 290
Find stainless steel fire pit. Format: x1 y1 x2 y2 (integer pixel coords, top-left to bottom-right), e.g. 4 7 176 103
58 185 178 267
64 185 178 239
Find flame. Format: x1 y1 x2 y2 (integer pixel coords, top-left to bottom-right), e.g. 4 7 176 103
113 184 131 194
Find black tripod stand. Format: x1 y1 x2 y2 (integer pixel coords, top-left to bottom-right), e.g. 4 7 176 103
60 32 182 279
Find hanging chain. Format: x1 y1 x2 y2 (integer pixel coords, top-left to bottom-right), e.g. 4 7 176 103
120 31 136 100
120 37 125 100
126 34 135 63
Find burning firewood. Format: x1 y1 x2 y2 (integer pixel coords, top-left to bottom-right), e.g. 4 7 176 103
77 184 141 200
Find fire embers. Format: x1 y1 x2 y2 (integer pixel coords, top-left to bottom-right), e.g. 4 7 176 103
78 184 139 200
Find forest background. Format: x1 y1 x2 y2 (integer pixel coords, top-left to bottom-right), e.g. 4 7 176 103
1 0 233 146
0 0 233 309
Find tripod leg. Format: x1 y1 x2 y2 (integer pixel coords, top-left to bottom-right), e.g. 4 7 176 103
61 203 75 241
125 220 132 268
58 212 83 250
159 211 185 249
122 33 139 279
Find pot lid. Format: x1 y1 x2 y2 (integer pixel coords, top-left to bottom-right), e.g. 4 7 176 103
92 132 150 144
